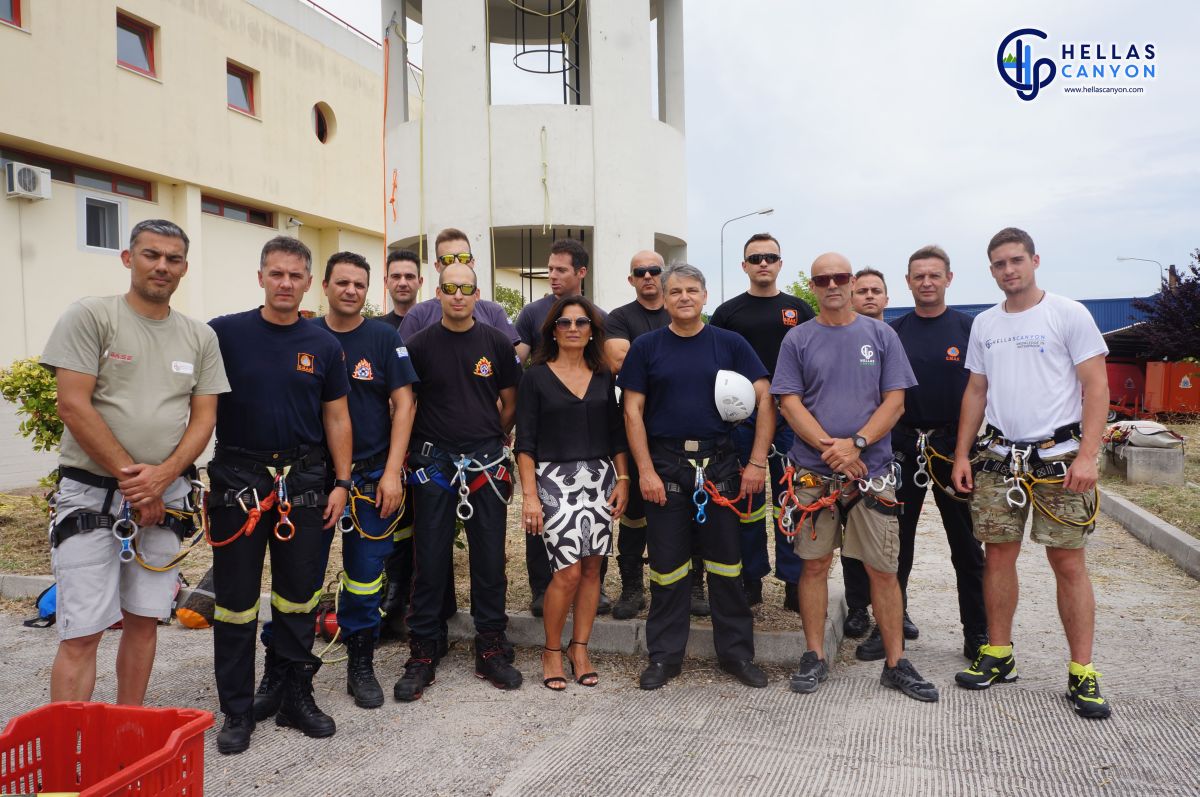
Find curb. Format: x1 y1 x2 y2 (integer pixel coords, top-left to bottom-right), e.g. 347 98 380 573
3 575 842 668
1099 487 1200 580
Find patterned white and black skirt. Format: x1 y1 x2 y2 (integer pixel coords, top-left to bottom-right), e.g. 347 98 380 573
535 458 615 571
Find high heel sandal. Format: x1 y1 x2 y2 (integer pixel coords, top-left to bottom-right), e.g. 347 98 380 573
568 640 598 687
542 646 567 691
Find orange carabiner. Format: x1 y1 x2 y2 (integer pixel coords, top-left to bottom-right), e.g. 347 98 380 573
273 500 296 541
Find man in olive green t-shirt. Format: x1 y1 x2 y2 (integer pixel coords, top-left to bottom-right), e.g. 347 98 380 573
40 219 229 706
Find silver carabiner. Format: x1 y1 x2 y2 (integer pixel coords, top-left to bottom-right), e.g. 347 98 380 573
456 480 474 521
1004 445 1031 508
112 502 138 564
337 509 356 534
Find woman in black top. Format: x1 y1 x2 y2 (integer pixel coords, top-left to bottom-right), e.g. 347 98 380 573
516 296 629 690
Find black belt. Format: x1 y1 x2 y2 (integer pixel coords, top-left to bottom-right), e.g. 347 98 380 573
352 450 390 474
51 511 192 548
664 479 738 495
979 422 1081 452
213 445 325 474
208 488 327 511
59 467 119 491
976 457 1068 480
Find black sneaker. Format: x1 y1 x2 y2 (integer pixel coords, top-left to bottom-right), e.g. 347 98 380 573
474 633 523 690
743 577 763 607
843 607 871 638
787 651 829 694
902 611 920 640
880 658 939 702
855 626 886 661
394 640 438 702
1067 665 1112 719
216 712 255 755
955 646 1018 690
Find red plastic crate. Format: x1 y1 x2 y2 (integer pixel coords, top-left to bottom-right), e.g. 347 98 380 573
0 702 212 796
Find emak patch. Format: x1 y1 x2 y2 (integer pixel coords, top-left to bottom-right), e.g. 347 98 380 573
297 352 316 374
945 346 962 362
473 356 494 378
781 308 800 327
352 358 374 381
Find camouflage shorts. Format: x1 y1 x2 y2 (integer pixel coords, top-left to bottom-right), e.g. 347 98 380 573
970 449 1097 549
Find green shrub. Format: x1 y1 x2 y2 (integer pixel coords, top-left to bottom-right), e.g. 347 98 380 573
0 357 62 453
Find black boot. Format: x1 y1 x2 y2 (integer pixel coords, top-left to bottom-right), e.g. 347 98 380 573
394 638 439 702
344 630 385 709
216 712 255 755
252 644 286 722
275 662 336 738
474 632 523 690
378 577 408 642
612 556 646 620
690 569 711 618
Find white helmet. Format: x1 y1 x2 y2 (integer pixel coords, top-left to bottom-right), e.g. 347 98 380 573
714 370 756 422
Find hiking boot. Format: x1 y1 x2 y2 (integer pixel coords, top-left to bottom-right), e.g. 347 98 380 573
787 651 829 694
881 658 939 702
275 663 336 738
1067 664 1112 719
902 611 920 640
597 590 613 615
743 577 763 606
690 576 711 617
474 632 523 690
216 712 255 755
963 631 989 661
394 638 438 702
843 607 871 638
344 630 384 709
783 581 800 613
252 644 285 722
378 576 408 642
955 645 1018 690
612 559 646 620
855 626 886 661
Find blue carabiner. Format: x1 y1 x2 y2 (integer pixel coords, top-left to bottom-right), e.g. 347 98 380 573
693 487 709 524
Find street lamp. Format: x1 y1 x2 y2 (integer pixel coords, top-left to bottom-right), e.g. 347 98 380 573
1116 256 1164 289
720 208 774 305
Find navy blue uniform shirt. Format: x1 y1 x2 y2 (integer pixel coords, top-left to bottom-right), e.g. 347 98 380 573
889 308 973 430
209 309 350 452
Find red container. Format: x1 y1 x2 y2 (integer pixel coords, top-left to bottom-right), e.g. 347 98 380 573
0 702 212 796
1105 360 1145 407
1145 361 1200 414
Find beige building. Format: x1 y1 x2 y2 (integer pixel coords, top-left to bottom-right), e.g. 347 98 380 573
0 0 386 368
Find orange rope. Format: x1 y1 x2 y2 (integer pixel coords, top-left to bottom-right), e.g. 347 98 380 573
776 465 842 540
703 481 756 520
204 489 277 548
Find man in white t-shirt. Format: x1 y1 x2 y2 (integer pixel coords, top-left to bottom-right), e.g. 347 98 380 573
950 227 1111 720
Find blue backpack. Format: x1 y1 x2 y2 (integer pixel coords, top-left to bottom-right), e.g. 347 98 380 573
23 583 56 628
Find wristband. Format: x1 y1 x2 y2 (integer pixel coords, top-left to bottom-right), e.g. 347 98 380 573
615 475 630 482
747 459 768 469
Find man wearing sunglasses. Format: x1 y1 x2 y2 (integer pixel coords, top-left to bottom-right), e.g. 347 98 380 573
773 253 939 703
604 250 680 621
710 233 815 613
513 238 610 618
395 263 524 701
395 228 521 347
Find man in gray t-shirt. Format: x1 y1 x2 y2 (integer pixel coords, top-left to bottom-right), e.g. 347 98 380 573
40 219 228 706
772 252 937 704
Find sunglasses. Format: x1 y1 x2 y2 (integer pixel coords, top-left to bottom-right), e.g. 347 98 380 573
439 282 477 296
554 316 592 330
811 272 852 288
632 266 663 278
745 253 781 265
437 252 473 266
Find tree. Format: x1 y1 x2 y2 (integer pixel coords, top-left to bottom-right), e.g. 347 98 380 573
494 285 526 322
1132 250 1200 361
784 273 819 313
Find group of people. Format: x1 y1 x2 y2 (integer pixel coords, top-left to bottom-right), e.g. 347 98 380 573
39 219 1112 759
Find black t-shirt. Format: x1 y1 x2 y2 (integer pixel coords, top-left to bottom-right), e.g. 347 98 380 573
209 309 350 451
620 325 768 439
375 311 404 331
515 365 627 462
312 317 419 462
515 294 608 358
710 292 816 376
889 308 973 430
605 300 669 342
406 321 522 452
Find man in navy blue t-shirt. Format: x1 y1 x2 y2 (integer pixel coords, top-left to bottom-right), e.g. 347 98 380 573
312 251 418 709
622 263 774 691
207 236 352 755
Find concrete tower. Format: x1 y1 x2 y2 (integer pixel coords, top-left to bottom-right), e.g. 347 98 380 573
381 0 686 309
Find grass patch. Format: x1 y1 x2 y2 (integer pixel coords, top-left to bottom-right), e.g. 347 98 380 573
0 489 50 574
1101 421 1200 540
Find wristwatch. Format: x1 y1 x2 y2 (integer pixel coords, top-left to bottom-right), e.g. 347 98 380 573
334 478 353 491
852 434 868 450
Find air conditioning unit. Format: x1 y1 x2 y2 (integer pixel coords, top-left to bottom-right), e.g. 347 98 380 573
5 162 52 200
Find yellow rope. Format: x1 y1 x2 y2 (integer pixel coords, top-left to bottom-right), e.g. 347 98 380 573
505 0 577 18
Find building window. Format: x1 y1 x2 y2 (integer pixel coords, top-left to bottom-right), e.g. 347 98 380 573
201 195 273 227
1 146 152 199
116 13 155 76
227 62 255 114
76 192 126 253
1 0 21 27
313 102 336 143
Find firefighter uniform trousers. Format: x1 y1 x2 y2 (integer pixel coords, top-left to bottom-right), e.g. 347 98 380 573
329 467 397 636
208 454 328 718
407 444 511 643
644 438 754 665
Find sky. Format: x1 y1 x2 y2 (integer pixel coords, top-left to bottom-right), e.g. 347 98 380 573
320 0 1199 309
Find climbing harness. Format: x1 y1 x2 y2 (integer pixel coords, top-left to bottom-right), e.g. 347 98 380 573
908 430 970 502
132 478 210 573
857 460 901 494
691 458 709 523
777 466 846 541
410 443 513 521
338 481 404 541
975 443 1099 529
205 465 301 547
